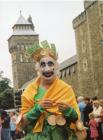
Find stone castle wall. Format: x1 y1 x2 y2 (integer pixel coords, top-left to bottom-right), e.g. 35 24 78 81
8 35 39 91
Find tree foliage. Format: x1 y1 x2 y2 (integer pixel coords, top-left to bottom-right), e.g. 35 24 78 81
0 71 14 109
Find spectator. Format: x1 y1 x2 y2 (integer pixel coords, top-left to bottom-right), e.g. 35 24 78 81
92 100 102 122
89 113 98 140
84 97 93 140
84 97 93 126
97 99 103 139
0 110 2 140
0 109 11 140
10 112 16 140
0 122 1 140
92 100 102 139
77 96 86 123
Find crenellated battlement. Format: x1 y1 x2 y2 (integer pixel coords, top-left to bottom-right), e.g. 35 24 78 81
84 0 97 10
72 11 86 29
73 1 99 29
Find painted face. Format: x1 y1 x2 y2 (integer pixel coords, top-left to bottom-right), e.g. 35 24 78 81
39 56 57 81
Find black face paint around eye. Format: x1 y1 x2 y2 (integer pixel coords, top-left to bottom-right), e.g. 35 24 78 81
40 62 46 67
40 61 54 67
47 61 54 66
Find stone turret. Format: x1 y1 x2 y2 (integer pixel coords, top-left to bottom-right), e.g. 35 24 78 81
8 12 39 91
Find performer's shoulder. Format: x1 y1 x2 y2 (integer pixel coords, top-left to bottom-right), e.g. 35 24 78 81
22 80 36 96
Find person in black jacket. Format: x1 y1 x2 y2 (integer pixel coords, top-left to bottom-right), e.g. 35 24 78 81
0 109 11 140
83 97 93 140
84 97 93 126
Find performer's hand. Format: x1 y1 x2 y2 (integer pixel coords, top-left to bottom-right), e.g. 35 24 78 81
57 101 69 111
40 99 53 109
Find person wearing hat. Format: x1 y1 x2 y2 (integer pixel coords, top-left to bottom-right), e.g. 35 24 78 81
92 100 102 139
16 40 80 140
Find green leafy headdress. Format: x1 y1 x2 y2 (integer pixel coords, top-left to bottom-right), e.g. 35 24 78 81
27 40 58 61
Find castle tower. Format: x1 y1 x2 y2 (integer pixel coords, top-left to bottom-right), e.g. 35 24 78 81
8 13 39 91
72 0 103 98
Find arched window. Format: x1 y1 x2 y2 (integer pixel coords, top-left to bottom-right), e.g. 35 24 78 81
66 67 70 76
20 54 23 62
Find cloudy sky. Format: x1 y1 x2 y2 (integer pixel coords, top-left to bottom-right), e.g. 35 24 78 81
0 0 84 85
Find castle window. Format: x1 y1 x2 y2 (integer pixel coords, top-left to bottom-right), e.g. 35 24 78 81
19 26 21 29
17 44 21 51
28 26 29 29
21 26 23 30
81 40 86 53
14 72 16 79
60 71 63 79
71 66 75 73
26 58 29 62
99 3 103 16
66 68 70 76
20 55 23 62
17 44 20 48
25 44 29 50
21 44 25 50
99 40 103 46
62 70 66 78
28 44 31 48
12 53 16 61
83 58 88 72
59 71 62 78
22 26 24 30
24 26 26 29
25 25 28 29
100 24 103 38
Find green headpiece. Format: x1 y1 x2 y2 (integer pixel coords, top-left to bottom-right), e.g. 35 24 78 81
27 40 58 61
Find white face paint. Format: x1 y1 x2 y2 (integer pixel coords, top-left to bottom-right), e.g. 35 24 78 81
38 56 57 82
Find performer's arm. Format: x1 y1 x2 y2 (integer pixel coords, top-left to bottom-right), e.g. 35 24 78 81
57 86 79 123
25 104 44 123
17 94 45 129
21 98 52 127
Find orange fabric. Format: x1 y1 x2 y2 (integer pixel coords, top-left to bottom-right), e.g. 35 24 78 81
20 76 80 132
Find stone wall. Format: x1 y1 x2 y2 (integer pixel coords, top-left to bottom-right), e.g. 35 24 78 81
72 1 103 98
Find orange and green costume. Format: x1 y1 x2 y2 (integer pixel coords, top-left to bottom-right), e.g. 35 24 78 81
19 76 80 140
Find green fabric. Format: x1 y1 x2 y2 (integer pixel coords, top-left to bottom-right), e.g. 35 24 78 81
26 86 46 123
24 125 77 140
34 86 47 100
26 104 44 123
25 86 46 132
24 87 77 140
62 107 78 123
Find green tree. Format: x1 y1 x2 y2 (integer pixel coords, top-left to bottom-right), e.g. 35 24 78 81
0 77 11 92
0 71 14 109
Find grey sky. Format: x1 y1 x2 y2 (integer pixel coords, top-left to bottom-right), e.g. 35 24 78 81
0 0 84 85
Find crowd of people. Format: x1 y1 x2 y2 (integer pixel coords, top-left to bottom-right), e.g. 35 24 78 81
0 109 25 140
0 96 103 140
77 96 103 140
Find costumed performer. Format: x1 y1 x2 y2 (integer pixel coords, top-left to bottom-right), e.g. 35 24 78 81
16 40 80 140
